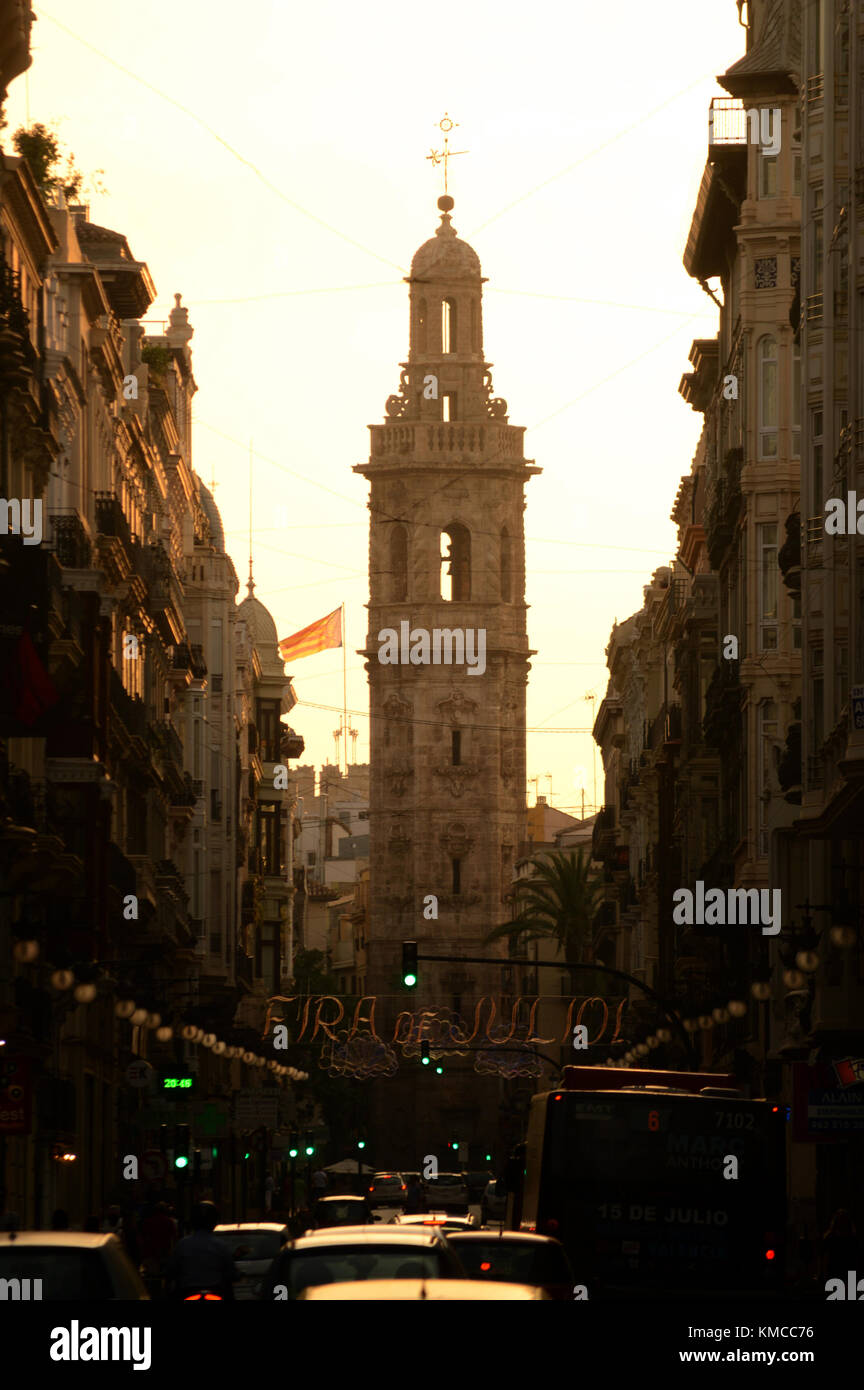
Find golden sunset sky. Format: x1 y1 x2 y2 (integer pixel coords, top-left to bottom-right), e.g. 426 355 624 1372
11 1 746 812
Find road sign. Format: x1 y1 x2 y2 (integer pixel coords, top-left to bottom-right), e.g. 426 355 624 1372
125 1060 154 1088
141 1149 167 1182
234 1094 278 1129
852 685 864 731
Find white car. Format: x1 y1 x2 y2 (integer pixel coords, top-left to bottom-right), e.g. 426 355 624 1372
212 1223 290 1300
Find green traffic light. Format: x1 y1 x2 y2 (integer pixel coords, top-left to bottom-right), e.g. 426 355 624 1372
403 972 417 988
485 1153 492 1163
421 1055 430 1066
357 1140 366 1149
289 1147 298 1158
305 1145 314 1156
244 1151 250 1160
435 1065 443 1074
174 1155 189 1169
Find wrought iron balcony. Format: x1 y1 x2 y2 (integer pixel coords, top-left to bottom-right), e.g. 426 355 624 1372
94 491 132 548
50 510 92 569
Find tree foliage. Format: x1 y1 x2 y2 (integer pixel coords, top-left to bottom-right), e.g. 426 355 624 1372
11 122 104 202
485 848 603 963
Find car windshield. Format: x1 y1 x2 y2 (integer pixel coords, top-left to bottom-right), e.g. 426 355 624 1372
0 1248 114 1299
213 1230 283 1261
317 1202 368 1223
372 1177 402 1189
286 1247 441 1293
450 1240 571 1285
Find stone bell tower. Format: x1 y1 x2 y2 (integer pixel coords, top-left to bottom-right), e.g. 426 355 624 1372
354 195 540 1164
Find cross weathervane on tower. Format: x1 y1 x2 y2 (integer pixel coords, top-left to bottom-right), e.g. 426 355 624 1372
426 113 468 197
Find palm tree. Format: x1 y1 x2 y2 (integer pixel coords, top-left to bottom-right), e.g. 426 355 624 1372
486 848 603 989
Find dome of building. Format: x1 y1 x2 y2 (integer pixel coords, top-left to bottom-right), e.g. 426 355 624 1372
197 477 224 551
237 579 283 673
411 199 481 280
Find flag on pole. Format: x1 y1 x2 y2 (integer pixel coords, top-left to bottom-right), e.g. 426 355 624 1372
278 607 342 663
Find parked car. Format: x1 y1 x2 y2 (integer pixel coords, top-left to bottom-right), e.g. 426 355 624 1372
447 1231 576 1300
366 1172 407 1208
0 1232 149 1300
311 1196 376 1228
422 1172 469 1212
211 1223 290 1300
299 1278 550 1300
480 1178 508 1225
263 1228 465 1299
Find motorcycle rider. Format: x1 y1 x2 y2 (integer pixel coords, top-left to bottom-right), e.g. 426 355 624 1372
165 1201 235 1300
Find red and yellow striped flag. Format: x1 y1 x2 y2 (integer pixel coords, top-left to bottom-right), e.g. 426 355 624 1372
278 606 342 663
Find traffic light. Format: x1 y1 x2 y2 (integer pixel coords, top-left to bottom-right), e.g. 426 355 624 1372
174 1124 190 1170
357 1139 366 1150
305 1144 315 1157
435 1064 444 1075
401 940 418 989
288 1145 298 1159
485 1152 492 1163
420 1041 430 1066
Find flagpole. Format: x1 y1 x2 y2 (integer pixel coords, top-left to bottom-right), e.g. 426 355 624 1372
342 602 348 774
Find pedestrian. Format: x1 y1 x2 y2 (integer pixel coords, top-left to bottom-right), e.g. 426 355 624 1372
122 1208 141 1268
102 1203 123 1237
140 1202 176 1297
311 1167 328 1204
821 1209 860 1284
50 1208 70 1230
404 1174 427 1215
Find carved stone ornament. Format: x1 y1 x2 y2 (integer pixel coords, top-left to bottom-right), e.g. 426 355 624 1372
437 690 477 725
383 693 413 721
441 821 473 856
385 761 414 796
435 764 481 798
388 821 412 853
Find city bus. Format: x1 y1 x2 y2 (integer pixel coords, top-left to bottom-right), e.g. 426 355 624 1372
517 1066 786 1299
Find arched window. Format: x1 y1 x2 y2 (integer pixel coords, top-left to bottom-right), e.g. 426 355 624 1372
471 298 481 352
440 524 470 601
390 524 408 601
500 526 511 602
758 335 778 458
416 298 427 354
441 297 457 354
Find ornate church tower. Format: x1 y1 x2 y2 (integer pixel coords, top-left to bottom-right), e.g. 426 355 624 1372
354 195 540 1163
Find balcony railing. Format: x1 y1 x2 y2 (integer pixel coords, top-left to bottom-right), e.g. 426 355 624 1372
708 97 746 146
806 73 824 104
94 491 133 549
50 510 92 568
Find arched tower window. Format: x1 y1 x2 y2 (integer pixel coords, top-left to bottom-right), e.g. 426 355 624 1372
471 298 481 353
758 335 778 458
416 298 427 354
441 297 457 354
500 526 511 602
390 524 408 601
440 524 471 601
